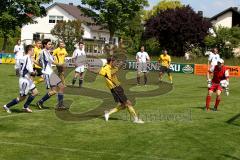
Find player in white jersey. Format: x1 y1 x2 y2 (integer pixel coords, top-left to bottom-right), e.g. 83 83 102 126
14 39 25 76
71 42 86 87
3 45 38 113
136 46 150 85
36 39 67 110
207 48 221 87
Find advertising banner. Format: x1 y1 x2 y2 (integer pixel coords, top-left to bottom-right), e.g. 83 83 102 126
124 60 194 74
194 64 240 77
1 53 16 64
0 53 2 64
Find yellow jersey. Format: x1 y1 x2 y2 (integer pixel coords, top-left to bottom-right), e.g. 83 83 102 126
99 64 120 89
159 54 171 67
53 47 68 64
33 47 41 68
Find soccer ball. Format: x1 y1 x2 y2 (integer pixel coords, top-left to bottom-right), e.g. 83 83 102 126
220 80 229 88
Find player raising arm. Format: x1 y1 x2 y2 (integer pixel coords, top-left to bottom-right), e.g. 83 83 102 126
205 59 229 111
89 57 144 123
3 45 38 113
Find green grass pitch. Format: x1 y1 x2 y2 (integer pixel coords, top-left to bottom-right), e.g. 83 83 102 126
0 64 240 160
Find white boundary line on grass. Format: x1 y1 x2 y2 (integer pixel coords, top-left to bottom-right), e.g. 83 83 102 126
0 110 48 119
0 141 179 160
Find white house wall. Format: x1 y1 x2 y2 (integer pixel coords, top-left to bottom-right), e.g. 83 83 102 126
21 5 91 44
21 4 117 45
211 11 233 28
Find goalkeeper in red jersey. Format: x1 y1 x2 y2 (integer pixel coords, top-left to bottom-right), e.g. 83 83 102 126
205 59 229 111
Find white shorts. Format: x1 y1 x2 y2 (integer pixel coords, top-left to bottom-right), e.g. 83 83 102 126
19 78 36 96
137 62 148 73
75 66 85 73
43 73 62 89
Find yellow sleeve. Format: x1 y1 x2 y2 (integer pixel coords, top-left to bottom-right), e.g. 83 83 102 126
158 55 162 61
99 66 106 76
53 48 58 56
99 66 111 79
64 49 68 56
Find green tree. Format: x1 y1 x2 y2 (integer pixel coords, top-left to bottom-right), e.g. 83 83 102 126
51 20 84 53
0 0 50 51
205 26 240 58
81 0 148 43
144 6 211 56
119 10 145 55
144 0 183 20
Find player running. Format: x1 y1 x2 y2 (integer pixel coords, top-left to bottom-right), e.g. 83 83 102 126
158 49 173 84
53 41 68 86
33 39 44 84
207 48 220 88
71 42 86 88
136 46 150 86
89 57 144 123
14 39 24 76
3 45 38 113
36 39 67 110
205 59 229 111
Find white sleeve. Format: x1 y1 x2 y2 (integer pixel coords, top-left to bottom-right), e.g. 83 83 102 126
14 46 18 53
225 70 229 77
72 49 77 58
46 52 54 63
146 53 150 60
15 59 20 69
136 52 139 60
27 58 34 73
208 54 212 61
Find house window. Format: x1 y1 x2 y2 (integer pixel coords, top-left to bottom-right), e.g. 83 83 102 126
100 37 106 41
33 33 40 41
49 16 63 23
49 16 56 23
57 16 63 23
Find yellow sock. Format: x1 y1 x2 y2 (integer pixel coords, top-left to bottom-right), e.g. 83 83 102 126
169 75 173 83
108 106 123 115
34 77 44 84
59 74 65 85
127 106 138 119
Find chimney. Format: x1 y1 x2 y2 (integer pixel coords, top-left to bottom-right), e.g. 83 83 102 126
233 7 238 11
198 11 203 17
69 3 73 6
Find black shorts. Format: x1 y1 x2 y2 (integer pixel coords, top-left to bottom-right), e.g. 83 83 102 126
33 68 43 76
159 66 171 73
111 86 128 103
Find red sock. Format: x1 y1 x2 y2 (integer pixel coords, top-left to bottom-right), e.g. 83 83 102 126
214 96 221 109
206 95 211 110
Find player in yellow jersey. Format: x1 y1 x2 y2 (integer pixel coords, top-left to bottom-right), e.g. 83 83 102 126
53 41 68 86
158 49 173 84
33 39 44 84
89 57 144 124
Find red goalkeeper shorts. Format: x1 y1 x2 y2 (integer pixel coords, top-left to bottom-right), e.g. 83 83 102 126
208 83 223 92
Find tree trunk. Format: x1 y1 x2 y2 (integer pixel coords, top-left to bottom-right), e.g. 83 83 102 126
109 31 114 44
1 35 8 52
108 31 115 56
